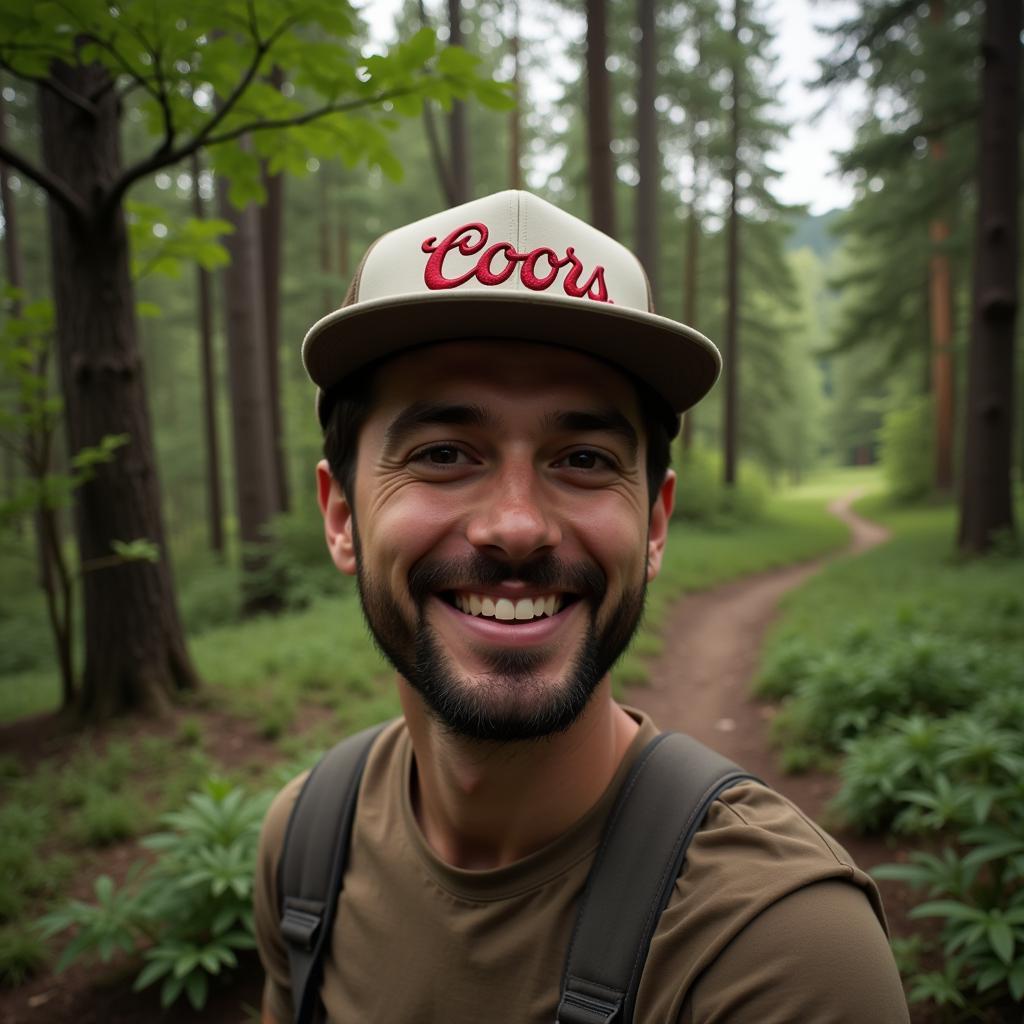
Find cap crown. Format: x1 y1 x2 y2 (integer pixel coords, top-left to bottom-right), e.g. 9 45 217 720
353 190 653 312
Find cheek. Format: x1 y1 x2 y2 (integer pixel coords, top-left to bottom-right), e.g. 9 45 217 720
570 500 649 586
359 484 465 582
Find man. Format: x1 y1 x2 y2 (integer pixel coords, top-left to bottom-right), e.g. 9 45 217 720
254 190 909 1023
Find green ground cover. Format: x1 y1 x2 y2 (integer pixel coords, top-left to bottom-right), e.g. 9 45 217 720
756 493 1024 1015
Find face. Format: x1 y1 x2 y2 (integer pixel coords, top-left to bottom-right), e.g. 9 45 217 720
318 341 674 742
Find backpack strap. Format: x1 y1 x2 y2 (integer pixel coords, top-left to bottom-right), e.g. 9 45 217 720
277 721 390 1024
556 732 760 1024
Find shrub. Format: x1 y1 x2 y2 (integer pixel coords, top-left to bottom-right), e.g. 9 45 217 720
673 446 770 525
244 504 352 611
879 395 933 503
874 784 1024 1014
70 791 144 847
40 777 271 1011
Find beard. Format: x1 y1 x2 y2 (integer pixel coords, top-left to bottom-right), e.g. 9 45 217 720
355 547 647 743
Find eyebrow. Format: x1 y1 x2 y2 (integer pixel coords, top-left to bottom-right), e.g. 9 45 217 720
542 409 639 460
382 401 493 458
380 401 640 461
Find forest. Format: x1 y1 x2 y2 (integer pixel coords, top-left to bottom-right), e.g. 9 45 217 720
0 0 1021 1020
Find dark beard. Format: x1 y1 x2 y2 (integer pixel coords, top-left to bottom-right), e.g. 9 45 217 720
355 550 647 742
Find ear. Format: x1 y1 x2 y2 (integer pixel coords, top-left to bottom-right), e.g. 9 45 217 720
316 459 357 576
646 469 675 582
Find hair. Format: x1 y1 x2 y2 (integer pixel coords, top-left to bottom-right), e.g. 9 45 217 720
322 360 676 510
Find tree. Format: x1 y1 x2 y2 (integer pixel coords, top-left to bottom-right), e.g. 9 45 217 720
190 154 225 556
585 0 616 235
957 0 1019 553
634 0 658 300
818 0 979 492
0 1 507 719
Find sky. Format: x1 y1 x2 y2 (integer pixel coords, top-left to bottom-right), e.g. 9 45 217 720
360 0 863 216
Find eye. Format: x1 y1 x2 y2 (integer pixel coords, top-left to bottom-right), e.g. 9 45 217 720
555 448 617 472
408 443 476 468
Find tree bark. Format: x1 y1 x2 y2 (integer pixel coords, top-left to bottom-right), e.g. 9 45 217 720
39 62 198 720
927 0 955 495
635 0 658 303
957 0 1019 553
929 210 955 493
723 0 742 487
448 0 471 203
190 154 224 555
217 170 282 610
585 0 616 236
508 0 522 191
259 93 289 514
681 201 701 451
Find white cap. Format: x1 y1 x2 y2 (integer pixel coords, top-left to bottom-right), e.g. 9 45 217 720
302 190 721 426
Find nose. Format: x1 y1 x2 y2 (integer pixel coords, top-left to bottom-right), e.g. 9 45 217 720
465 460 562 562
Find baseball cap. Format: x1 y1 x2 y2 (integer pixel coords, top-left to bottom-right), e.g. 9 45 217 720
302 189 721 427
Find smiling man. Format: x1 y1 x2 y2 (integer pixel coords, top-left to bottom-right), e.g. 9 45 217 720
254 191 909 1023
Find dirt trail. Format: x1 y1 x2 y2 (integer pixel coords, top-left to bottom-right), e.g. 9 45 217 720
625 490 893 846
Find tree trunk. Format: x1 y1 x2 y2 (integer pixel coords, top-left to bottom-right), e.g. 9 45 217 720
927 0 955 495
957 0 1019 554
723 0 742 487
448 0 471 203
929 210 955 493
635 0 658 303
681 201 701 451
508 0 522 191
39 62 198 720
259 105 289 514
585 0 616 236
190 154 224 555
319 165 333 312
217 172 282 610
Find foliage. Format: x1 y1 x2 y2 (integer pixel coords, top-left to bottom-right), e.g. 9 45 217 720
243 502 353 612
0 925 47 987
759 492 1024 1015
672 445 771 525
0 2 512 207
40 778 271 1011
879 395 933 503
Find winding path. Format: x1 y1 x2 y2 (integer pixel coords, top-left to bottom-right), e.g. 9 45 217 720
625 489 891 819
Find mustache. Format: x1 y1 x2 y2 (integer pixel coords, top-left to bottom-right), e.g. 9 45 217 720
408 552 606 604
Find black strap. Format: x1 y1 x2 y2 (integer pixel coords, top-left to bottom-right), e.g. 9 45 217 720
277 721 389 1024
556 732 760 1024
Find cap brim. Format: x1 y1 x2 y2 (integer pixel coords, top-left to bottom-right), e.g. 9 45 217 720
303 291 721 422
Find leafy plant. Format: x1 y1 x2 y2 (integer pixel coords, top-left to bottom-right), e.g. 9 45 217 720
40 777 271 1010
874 800 1024 1013
0 924 47 987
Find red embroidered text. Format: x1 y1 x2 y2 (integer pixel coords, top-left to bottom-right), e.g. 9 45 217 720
421 223 611 303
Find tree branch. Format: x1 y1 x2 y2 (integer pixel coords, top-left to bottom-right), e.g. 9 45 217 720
0 140 88 220
0 59 98 118
103 70 418 214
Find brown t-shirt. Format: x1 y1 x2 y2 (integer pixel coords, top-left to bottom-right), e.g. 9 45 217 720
254 713 909 1023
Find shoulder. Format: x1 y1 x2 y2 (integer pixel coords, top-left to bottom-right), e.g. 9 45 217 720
252 719 407 1021
637 782 908 1022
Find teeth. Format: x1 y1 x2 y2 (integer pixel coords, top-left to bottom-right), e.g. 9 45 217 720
450 593 564 622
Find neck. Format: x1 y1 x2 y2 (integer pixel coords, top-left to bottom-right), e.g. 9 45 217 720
398 680 638 870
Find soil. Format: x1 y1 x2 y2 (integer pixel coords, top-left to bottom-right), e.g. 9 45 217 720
0 493 949 1022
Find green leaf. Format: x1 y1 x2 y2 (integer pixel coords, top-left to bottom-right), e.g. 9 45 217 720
910 900 987 923
988 919 1015 965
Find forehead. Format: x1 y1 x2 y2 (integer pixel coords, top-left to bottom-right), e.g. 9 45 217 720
367 340 643 421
